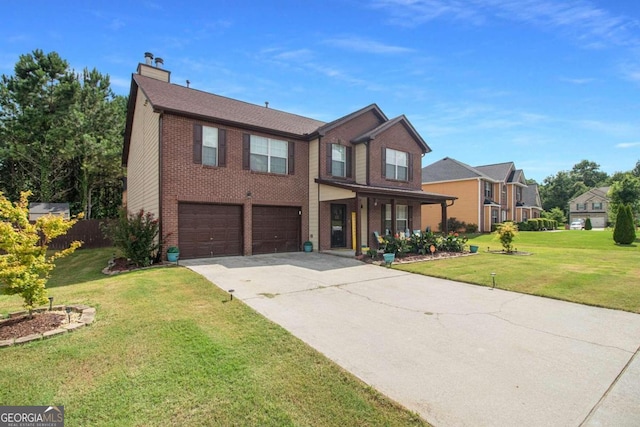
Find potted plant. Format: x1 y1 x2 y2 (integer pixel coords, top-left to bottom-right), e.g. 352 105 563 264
167 246 179 262
303 241 313 252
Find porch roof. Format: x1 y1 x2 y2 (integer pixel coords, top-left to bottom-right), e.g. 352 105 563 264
315 179 457 204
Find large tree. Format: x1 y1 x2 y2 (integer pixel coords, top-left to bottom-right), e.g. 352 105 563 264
0 50 125 218
608 173 640 221
570 160 608 188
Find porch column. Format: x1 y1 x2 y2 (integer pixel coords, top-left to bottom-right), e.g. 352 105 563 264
355 194 362 256
441 202 448 233
391 199 396 235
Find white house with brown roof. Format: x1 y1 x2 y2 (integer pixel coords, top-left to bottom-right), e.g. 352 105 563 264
123 53 455 259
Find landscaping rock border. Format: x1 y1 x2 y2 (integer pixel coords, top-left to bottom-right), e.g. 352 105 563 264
0 305 95 348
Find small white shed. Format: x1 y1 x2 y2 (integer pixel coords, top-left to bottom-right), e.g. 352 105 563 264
28 203 71 221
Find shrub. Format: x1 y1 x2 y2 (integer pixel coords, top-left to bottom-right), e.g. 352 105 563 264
437 232 468 252
495 222 518 253
613 204 636 244
465 223 478 233
439 217 466 233
585 218 592 230
102 209 160 266
0 191 82 311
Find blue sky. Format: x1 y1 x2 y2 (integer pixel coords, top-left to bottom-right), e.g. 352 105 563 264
2 0 639 183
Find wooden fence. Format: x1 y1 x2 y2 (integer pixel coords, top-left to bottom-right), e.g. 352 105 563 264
48 219 113 250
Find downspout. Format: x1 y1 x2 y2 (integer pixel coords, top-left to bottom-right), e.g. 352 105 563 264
477 178 482 232
316 135 322 251
158 113 164 261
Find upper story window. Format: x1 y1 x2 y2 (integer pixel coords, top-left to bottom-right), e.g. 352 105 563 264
243 134 294 175
385 148 409 181
328 143 352 178
592 202 603 210
516 186 522 202
202 126 218 166
576 203 586 210
193 124 226 167
484 181 493 199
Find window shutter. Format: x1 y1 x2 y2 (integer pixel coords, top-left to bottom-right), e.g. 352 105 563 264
218 129 227 167
193 124 202 164
346 146 353 178
408 152 413 181
408 206 413 231
381 204 387 234
242 133 250 170
381 146 386 178
326 143 333 175
288 141 295 175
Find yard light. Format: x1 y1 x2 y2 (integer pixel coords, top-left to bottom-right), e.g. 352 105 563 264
65 306 72 323
229 289 235 301
48 296 54 311
491 272 496 290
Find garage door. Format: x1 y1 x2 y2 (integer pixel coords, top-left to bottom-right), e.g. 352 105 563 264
178 203 243 258
252 206 301 254
590 217 605 228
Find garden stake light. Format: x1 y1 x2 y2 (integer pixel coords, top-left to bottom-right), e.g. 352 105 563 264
229 289 235 301
48 296 54 311
491 272 496 290
65 306 72 323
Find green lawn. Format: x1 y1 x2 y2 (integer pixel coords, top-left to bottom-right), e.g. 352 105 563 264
1 248 426 427
395 230 640 313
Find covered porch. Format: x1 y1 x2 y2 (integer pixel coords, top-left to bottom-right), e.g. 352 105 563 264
315 179 457 256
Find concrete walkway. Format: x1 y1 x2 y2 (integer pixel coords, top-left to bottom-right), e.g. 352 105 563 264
182 253 640 426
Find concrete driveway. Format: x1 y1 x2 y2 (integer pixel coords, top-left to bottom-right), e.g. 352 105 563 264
182 253 640 426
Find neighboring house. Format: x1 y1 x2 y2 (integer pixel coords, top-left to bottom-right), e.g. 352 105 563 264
123 53 455 259
421 157 542 232
568 186 610 228
28 203 70 221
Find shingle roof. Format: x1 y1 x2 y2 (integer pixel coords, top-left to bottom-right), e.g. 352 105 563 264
422 157 490 183
134 74 325 136
475 162 515 182
315 104 386 136
522 184 541 208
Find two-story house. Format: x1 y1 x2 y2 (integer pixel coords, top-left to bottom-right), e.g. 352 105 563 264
568 187 610 228
123 54 455 259
420 157 542 232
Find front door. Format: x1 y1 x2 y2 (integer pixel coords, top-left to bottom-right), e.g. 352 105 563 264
331 204 346 248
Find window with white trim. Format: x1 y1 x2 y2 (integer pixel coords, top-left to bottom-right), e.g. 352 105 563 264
385 148 408 181
484 181 493 199
202 126 218 166
576 203 586 210
384 204 409 235
332 144 346 177
592 202 603 210
250 135 288 174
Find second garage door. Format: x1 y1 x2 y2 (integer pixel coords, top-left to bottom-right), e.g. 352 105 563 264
178 203 243 259
252 206 301 254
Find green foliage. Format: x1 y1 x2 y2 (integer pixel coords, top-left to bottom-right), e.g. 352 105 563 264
437 232 468 252
495 221 518 252
465 223 479 233
608 174 640 222
167 246 179 253
438 217 467 232
0 191 81 311
102 209 160 266
543 207 566 225
585 218 592 230
0 50 126 218
613 204 636 245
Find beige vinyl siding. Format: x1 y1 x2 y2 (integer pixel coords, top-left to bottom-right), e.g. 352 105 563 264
355 143 367 185
126 86 160 217
319 185 353 201
138 63 170 82
308 138 319 248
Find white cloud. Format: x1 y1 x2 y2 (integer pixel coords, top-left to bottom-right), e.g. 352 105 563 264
323 36 414 54
616 142 640 148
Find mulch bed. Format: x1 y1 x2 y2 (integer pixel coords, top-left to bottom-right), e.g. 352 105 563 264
0 312 65 341
361 251 473 265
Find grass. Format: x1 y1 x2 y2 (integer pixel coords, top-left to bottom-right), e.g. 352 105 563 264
0 248 426 426
395 230 640 313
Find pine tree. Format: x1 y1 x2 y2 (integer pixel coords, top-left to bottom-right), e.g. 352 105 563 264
585 218 592 230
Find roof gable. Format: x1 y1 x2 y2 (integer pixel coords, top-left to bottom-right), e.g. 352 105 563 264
475 162 515 182
315 104 387 136
352 115 431 153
